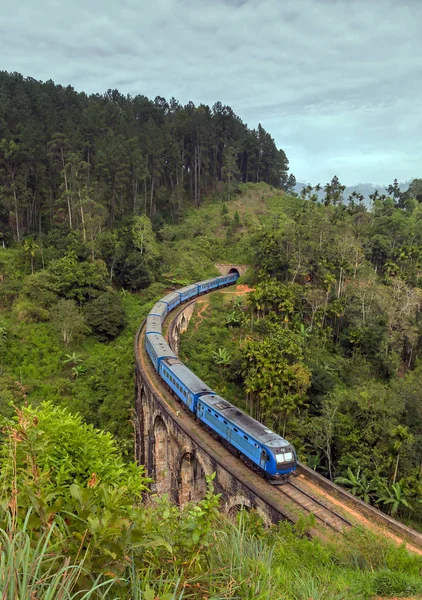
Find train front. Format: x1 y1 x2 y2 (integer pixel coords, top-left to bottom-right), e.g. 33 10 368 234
265 440 297 480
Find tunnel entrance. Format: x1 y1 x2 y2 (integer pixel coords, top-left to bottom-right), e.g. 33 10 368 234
228 267 240 277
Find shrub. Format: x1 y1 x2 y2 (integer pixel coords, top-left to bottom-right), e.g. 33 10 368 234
51 298 86 346
84 292 125 341
20 270 59 307
13 300 50 323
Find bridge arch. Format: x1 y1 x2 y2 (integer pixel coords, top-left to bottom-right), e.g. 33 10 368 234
135 384 148 464
153 416 170 495
177 451 206 508
180 314 188 332
225 496 253 518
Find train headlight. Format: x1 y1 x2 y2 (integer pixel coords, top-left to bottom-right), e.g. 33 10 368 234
275 452 294 463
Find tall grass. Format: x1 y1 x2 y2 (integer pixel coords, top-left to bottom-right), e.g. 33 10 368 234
205 512 422 600
0 515 114 599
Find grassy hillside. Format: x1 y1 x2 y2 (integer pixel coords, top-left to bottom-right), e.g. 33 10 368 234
1 182 422 597
159 182 299 282
0 182 291 452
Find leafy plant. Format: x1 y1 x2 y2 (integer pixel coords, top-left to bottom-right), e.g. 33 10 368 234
335 468 379 504
376 482 413 516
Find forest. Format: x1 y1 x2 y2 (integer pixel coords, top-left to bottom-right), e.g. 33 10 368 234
1 72 422 597
0 70 294 244
179 180 422 529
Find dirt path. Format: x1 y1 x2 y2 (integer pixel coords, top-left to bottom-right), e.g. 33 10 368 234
221 284 254 295
194 300 209 331
297 475 422 555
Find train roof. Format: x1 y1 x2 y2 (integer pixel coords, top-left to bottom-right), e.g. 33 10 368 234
163 360 213 395
146 333 177 360
150 301 167 316
200 394 290 448
178 284 198 294
146 315 162 331
160 291 181 305
216 274 236 281
196 278 218 286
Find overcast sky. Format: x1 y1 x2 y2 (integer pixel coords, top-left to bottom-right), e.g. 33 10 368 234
1 0 421 185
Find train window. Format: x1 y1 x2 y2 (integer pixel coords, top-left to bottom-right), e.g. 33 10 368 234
233 428 238 432
244 435 248 440
214 413 219 418
207 408 211 413
223 420 227 424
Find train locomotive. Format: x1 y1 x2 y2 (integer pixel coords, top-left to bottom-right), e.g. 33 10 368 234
144 273 297 481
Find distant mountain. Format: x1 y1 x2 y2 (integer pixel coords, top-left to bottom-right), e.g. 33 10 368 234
295 181 410 206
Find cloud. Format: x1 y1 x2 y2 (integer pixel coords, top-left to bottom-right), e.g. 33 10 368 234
0 0 421 184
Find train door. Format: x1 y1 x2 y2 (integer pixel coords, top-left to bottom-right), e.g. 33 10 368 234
260 450 267 470
188 393 193 410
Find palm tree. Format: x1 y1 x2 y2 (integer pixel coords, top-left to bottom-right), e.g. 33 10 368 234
392 425 413 485
376 482 413 516
23 238 39 274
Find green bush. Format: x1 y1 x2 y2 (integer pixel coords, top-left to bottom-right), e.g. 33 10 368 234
84 292 125 341
13 300 50 323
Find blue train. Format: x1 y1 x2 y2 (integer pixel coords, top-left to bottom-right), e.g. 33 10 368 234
144 272 297 481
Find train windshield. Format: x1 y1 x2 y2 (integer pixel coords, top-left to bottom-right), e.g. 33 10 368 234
275 452 294 463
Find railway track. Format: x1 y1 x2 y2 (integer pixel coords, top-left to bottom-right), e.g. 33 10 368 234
277 480 353 533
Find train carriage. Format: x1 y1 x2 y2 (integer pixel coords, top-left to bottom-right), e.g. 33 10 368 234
145 333 177 371
146 315 162 335
196 278 220 294
160 359 213 412
178 284 199 303
150 301 168 322
160 292 182 312
216 273 238 288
